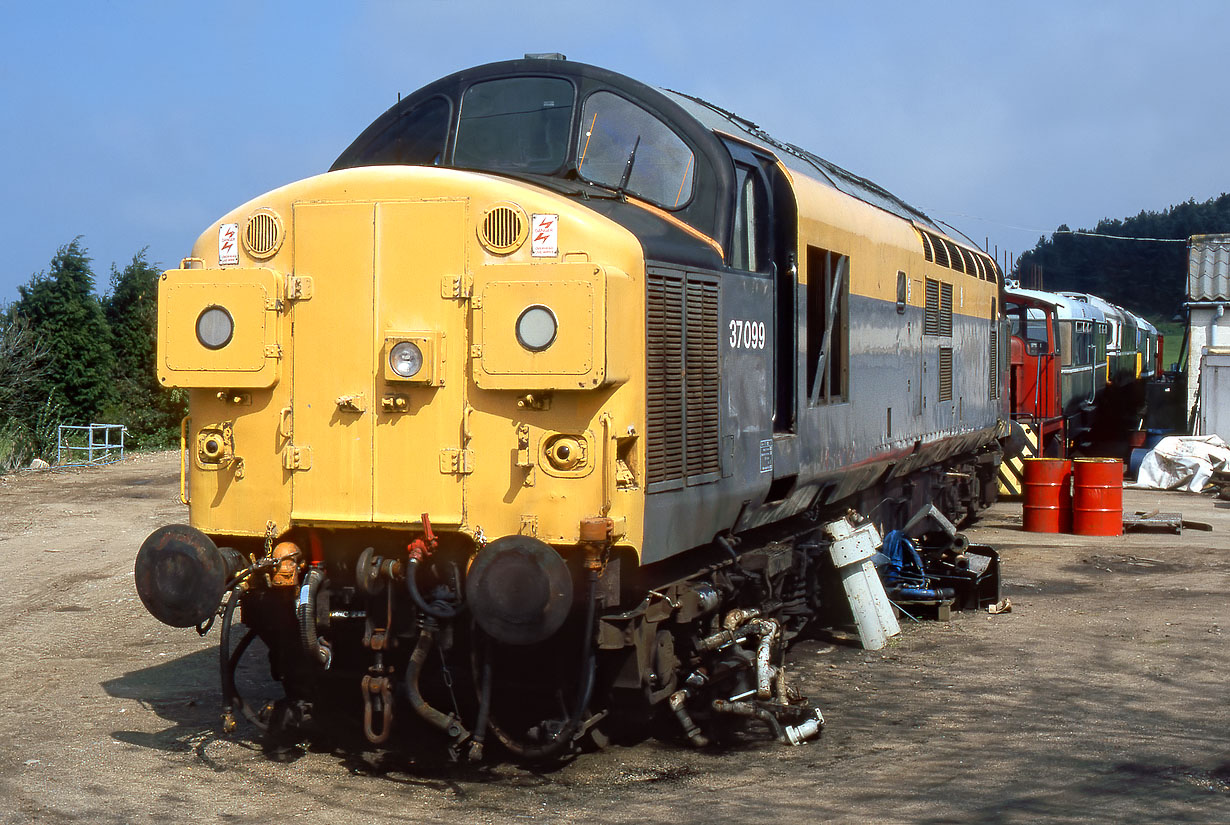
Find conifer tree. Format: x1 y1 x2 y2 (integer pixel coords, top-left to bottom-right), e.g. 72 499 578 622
102 251 186 445
10 239 117 423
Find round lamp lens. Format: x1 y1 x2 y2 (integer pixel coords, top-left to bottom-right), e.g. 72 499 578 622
516 305 557 351
389 341 424 378
196 306 234 350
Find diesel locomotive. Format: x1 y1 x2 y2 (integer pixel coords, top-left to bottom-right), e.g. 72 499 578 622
136 56 1012 759
1004 284 1160 457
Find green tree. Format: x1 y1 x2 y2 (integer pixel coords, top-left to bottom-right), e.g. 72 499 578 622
9 239 117 423
0 313 50 424
101 251 186 446
0 314 58 469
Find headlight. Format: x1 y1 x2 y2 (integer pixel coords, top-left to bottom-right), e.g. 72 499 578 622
389 341 424 378
516 305 557 351
196 306 234 350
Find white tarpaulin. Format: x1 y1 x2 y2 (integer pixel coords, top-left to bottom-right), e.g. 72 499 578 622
1133 435 1230 492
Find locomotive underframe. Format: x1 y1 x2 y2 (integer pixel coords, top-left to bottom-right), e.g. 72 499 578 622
210 439 1000 759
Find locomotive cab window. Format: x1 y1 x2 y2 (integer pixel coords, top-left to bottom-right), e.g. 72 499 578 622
1007 304 1049 352
454 77 575 174
349 96 451 167
731 163 768 272
806 247 849 405
576 91 695 208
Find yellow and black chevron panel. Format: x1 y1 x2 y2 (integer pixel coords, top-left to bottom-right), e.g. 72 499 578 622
997 422 1039 498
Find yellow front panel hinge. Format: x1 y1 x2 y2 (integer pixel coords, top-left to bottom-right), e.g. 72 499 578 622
286 275 313 301
439 448 474 475
282 445 312 471
439 273 473 299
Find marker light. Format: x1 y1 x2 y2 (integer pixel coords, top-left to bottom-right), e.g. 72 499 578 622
516 305 558 351
196 306 234 350
389 341 424 378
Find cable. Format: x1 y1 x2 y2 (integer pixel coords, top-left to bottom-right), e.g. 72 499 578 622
1053 231 1188 243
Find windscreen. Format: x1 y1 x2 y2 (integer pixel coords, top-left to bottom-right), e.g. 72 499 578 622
453 77 575 174
576 91 695 209
347 96 451 167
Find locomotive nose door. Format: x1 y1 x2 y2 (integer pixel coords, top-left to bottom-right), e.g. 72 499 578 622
370 200 469 527
290 202 377 522
288 199 469 527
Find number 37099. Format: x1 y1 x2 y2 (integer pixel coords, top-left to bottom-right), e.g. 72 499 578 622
729 319 767 350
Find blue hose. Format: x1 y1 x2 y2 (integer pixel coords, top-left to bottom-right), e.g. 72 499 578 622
876 530 927 587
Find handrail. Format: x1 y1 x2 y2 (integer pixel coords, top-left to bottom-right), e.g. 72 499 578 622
600 413 613 516
179 416 191 505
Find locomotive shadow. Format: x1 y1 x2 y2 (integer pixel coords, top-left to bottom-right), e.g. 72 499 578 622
95 643 550 780
96 641 826 781
101 639 291 764
101 648 241 760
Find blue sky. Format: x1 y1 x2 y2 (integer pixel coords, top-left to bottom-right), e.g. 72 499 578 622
3 0 1227 304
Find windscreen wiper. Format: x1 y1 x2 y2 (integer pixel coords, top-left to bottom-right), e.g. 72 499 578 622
616 135 641 195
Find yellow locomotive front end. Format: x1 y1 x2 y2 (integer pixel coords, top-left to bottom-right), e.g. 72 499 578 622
161 167 643 549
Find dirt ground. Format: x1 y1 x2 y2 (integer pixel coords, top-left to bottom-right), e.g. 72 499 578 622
0 451 1226 825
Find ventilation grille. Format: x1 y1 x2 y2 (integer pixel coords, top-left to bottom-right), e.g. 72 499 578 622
940 282 953 335
478 203 527 254
924 279 953 336
916 226 1000 282
989 326 999 398
647 270 720 488
647 274 685 484
243 209 283 259
685 280 720 478
925 279 940 335
938 346 954 402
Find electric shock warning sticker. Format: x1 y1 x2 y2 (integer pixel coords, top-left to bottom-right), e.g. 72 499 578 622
531 214 558 257
219 223 240 266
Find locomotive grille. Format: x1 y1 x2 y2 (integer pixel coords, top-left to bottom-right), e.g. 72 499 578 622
478 204 528 253
915 226 999 282
924 279 940 335
989 326 999 398
938 346 954 402
243 209 283 258
958 247 977 276
647 274 685 484
932 237 951 269
925 279 953 336
685 280 720 477
647 269 720 488
939 281 953 335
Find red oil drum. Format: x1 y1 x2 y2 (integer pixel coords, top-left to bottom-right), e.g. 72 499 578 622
1022 458 1072 533
1072 458 1123 536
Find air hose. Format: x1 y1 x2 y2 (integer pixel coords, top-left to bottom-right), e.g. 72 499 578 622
403 624 469 742
296 568 332 669
406 558 463 620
